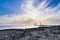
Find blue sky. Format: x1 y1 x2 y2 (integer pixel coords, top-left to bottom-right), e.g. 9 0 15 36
0 0 60 16
0 0 24 15
0 0 60 29
47 0 60 8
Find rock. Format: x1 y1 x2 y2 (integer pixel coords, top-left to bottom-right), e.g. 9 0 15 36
0 26 60 40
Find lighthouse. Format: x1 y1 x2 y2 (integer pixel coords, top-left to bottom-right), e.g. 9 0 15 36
34 22 42 27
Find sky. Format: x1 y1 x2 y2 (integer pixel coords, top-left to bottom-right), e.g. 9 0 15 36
0 0 60 29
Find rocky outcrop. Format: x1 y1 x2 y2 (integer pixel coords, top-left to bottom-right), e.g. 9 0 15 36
0 26 60 40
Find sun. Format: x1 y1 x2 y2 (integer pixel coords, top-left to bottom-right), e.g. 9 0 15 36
22 0 48 24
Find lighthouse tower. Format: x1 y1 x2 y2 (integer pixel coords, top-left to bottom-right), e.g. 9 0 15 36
34 22 42 26
40 22 42 27
34 22 37 26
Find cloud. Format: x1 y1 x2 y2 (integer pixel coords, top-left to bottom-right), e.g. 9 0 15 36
0 0 60 29
46 16 60 25
0 15 34 25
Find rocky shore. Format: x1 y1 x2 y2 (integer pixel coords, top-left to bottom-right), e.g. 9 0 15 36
0 26 60 40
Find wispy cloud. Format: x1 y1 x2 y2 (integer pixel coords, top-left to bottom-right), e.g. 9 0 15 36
0 0 60 29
